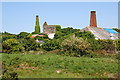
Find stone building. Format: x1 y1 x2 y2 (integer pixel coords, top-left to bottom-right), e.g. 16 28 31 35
43 22 56 39
43 22 56 34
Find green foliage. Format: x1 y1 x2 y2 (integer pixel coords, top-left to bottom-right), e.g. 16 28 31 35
2 62 18 79
75 31 95 39
97 40 116 52
34 36 43 40
113 28 120 33
43 34 49 39
27 34 32 37
2 32 17 42
55 25 61 31
114 39 120 51
2 39 24 54
31 32 38 34
2 53 118 78
35 25 40 34
74 31 100 51
17 32 30 39
34 17 40 34
21 38 41 51
60 35 91 56
54 27 80 39
34 34 49 40
41 39 60 51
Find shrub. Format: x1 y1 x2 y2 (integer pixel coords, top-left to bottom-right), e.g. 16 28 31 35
97 40 116 52
2 62 18 80
41 39 60 51
60 35 91 56
21 38 41 51
114 39 120 51
2 39 24 54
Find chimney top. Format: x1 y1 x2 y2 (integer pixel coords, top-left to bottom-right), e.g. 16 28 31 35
90 11 97 27
91 11 96 13
36 15 39 17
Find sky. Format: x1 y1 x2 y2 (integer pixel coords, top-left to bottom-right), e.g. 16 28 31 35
2 2 118 34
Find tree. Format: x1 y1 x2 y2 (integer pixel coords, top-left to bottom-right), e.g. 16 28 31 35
56 25 61 31
2 39 24 54
54 27 80 39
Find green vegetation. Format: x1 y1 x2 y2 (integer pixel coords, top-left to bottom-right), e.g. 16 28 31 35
1 32 17 42
2 53 118 78
2 39 24 54
60 35 91 56
17 32 30 39
113 28 120 33
34 16 40 34
1 26 119 79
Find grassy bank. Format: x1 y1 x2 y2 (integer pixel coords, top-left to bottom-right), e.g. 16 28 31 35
2 53 118 78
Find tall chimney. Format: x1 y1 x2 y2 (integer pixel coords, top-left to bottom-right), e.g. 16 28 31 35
36 15 39 20
90 11 97 27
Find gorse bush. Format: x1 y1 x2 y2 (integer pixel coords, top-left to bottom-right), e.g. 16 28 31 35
2 62 18 80
97 40 116 52
60 35 91 56
2 39 24 54
21 38 41 51
41 39 60 51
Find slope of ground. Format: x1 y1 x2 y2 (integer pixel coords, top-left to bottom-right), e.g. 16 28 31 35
2 53 118 78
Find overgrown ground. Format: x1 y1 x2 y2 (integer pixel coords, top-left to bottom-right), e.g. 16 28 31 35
2 53 119 78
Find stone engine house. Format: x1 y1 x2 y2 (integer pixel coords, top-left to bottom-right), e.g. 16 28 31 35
43 22 56 35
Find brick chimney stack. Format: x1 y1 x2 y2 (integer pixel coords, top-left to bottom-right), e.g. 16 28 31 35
90 11 97 27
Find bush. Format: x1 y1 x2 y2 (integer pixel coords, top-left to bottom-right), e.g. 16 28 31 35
2 62 18 80
114 39 120 51
97 40 116 52
21 38 41 51
2 39 24 54
60 35 91 56
2 32 17 42
41 39 60 51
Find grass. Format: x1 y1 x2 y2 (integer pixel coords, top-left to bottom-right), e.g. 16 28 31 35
2 53 118 78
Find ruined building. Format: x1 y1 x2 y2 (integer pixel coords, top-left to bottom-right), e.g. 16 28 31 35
82 11 118 40
31 15 56 39
43 22 56 39
43 22 56 35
